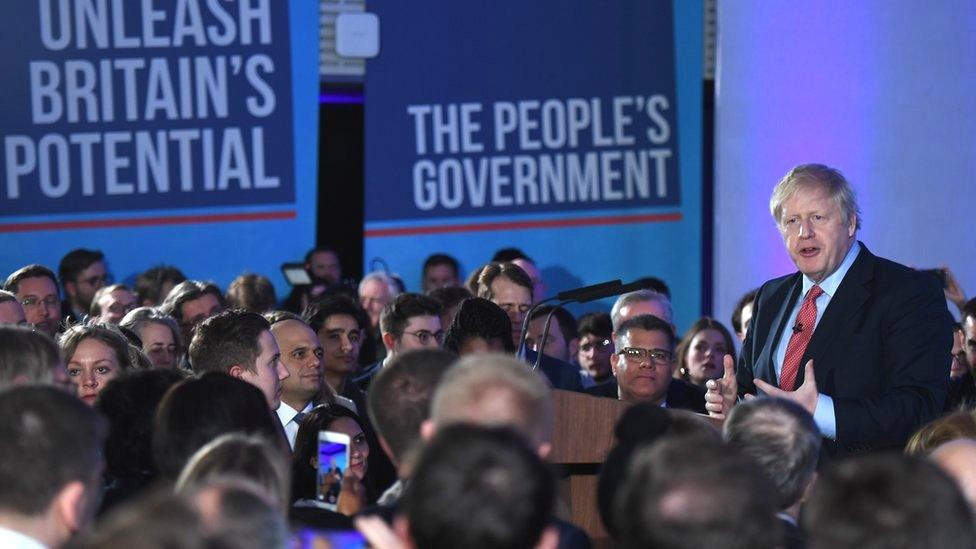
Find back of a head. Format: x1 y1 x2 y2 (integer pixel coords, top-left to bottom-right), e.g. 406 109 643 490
96 368 187 476
905 410 976 456
0 386 106 516
404 424 555 549
188 309 269 374
0 325 61 388
803 453 976 549
66 489 207 549
152 373 280 479
226 274 278 314
188 478 290 549
723 397 821 509
135 265 187 307
430 353 552 446
615 436 779 549
442 297 515 353
159 280 223 322
176 433 290 512
597 406 719 538
367 348 457 464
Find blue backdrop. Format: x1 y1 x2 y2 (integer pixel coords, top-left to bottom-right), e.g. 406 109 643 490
0 1 319 295
364 0 704 330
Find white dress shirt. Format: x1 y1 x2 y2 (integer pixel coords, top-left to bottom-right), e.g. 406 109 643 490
276 400 314 450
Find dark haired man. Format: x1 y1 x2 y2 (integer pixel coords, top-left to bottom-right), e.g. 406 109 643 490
160 280 225 347
355 293 443 391
135 265 186 307
576 312 615 388
0 386 107 547
402 425 557 549
58 248 108 324
305 246 343 286
731 288 758 342
421 254 461 292
804 453 975 548
586 314 705 413
615 436 780 549
4 264 61 337
189 310 289 410
527 305 579 363
303 295 371 413
366 348 456 505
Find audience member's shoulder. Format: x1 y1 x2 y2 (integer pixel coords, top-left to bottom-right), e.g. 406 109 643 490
584 379 618 399
668 378 706 414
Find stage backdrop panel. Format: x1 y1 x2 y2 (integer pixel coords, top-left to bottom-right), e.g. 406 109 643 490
364 0 704 330
0 0 319 295
715 1 976 327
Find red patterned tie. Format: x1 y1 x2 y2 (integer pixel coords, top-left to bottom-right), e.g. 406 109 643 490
779 285 824 391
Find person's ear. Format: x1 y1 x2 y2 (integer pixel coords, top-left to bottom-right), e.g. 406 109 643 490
310 454 319 469
420 419 436 442
228 365 246 379
534 525 560 549
64 281 77 300
568 337 579 359
53 480 87 534
847 214 857 237
381 332 397 353
536 442 552 460
610 352 621 377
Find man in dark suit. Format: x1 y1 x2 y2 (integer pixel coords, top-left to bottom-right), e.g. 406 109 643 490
587 314 705 413
706 164 952 456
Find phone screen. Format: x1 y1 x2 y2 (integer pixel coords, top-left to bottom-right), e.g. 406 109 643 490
317 431 350 510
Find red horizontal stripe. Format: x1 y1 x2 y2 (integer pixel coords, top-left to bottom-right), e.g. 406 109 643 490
0 210 296 233
365 211 682 237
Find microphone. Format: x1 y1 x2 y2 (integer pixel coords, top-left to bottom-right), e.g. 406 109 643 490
792 322 803 334
516 280 622 360
524 280 644 372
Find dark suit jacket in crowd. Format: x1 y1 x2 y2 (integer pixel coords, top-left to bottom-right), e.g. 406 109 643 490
584 378 707 414
523 349 585 392
738 243 952 456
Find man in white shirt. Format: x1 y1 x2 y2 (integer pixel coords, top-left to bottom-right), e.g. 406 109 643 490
268 312 329 449
0 386 106 548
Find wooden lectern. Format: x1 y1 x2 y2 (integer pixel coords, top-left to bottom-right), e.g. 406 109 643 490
549 389 629 545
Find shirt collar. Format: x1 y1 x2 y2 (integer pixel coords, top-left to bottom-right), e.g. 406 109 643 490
802 241 861 298
276 400 316 423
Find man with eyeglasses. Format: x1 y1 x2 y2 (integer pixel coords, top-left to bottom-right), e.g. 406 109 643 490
4 264 62 337
355 293 443 392
58 248 109 324
586 314 706 413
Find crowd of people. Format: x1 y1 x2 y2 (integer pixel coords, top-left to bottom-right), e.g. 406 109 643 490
1 162 975 548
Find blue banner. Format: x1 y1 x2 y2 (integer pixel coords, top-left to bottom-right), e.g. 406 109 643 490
0 1 318 295
364 0 704 329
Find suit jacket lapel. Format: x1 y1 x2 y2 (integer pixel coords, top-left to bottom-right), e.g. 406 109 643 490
796 244 874 386
756 276 803 388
